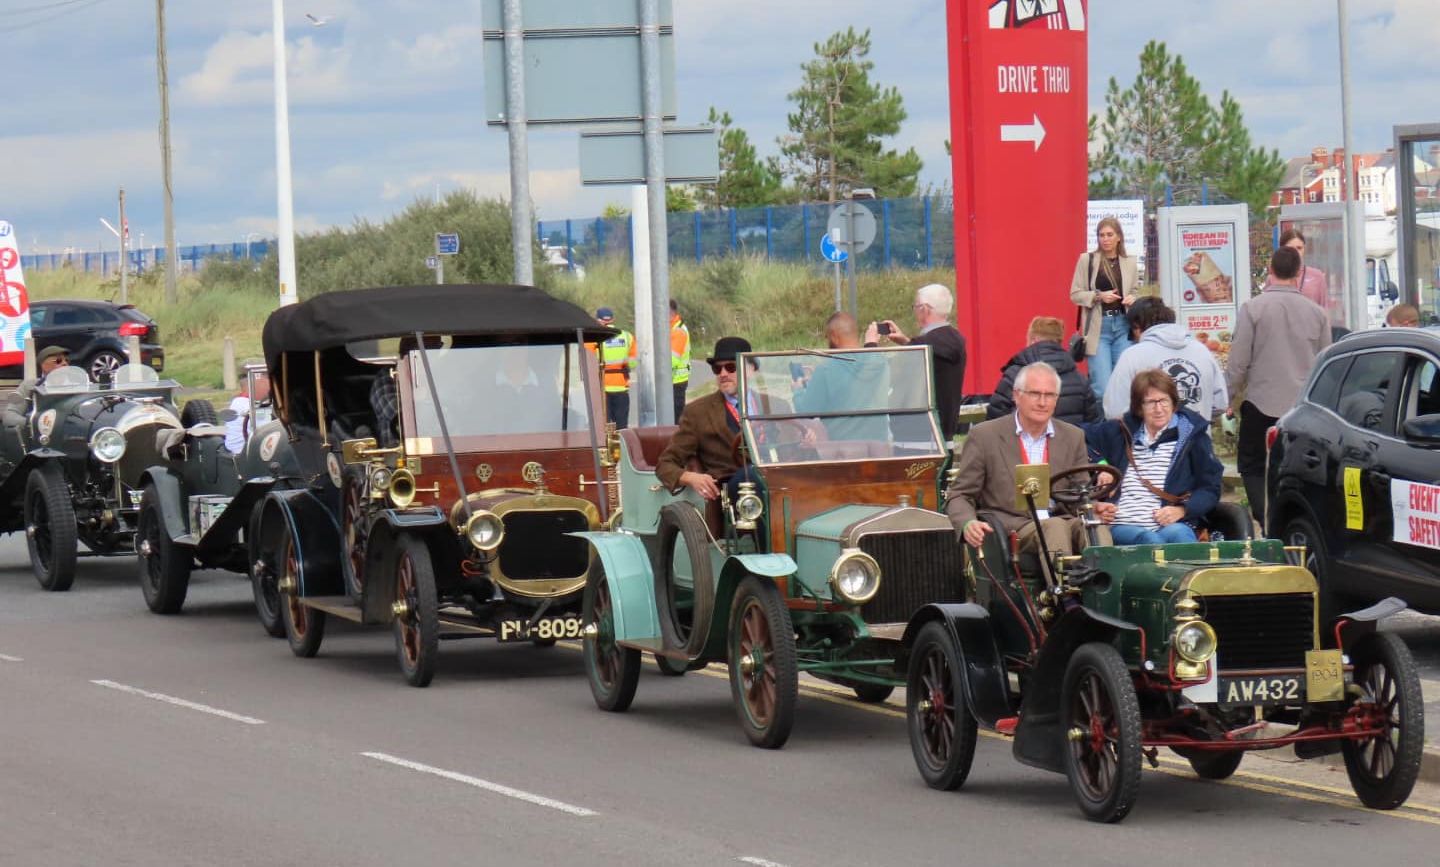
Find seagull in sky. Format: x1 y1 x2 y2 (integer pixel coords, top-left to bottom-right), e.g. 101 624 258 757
305 13 330 26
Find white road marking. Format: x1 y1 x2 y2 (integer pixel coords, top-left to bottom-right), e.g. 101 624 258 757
738 858 790 867
361 752 597 817
90 680 266 725
0 654 22 662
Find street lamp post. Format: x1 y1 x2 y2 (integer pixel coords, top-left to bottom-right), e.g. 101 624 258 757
1337 0 1366 329
272 0 299 306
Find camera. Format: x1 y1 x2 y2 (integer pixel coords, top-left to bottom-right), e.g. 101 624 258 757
878 322 893 336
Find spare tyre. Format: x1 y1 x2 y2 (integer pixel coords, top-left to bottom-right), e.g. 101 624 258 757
181 399 219 427
656 502 715 658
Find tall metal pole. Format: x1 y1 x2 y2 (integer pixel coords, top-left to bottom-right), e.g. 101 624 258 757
272 0 299 306
846 205 859 317
502 0 534 286
118 188 129 305
155 0 178 305
631 185 657 426
1338 0 1366 329
640 0 673 425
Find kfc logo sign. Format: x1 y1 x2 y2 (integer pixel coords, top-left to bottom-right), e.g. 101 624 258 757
988 0 1086 31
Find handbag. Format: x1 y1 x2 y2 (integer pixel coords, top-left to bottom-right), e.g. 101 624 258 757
1069 253 1093 362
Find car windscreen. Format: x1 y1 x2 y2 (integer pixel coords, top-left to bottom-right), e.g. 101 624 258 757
408 344 594 438
739 348 943 464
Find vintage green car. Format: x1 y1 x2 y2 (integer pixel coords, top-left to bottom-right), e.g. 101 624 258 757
580 346 963 748
902 465 1424 822
0 363 212 591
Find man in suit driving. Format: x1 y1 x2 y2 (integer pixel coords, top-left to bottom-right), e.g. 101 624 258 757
657 336 759 500
946 361 1111 565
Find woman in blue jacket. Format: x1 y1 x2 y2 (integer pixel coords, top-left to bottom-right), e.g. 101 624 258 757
1085 368 1223 545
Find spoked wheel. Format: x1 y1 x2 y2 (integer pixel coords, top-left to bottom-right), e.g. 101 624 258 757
1171 747 1244 780
1342 632 1423 809
727 575 798 749
341 470 368 596
653 653 688 677
248 504 285 637
25 464 77 592
392 535 439 688
279 530 326 658
583 564 640 712
1061 642 1143 823
137 485 192 614
906 621 978 790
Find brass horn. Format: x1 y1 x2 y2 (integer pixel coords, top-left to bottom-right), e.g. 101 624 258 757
388 467 417 508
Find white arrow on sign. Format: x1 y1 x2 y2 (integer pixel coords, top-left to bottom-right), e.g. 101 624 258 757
1000 114 1047 152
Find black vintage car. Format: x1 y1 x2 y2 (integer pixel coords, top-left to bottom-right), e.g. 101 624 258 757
0 363 211 590
136 362 301 634
1267 326 1440 615
252 284 617 686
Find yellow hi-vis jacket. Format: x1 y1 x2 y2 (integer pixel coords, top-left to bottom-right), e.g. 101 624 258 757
596 330 637 393
670 315 690 385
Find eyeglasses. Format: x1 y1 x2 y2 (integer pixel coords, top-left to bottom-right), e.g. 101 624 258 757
711 361 737 374
1142 398 1173 410
1018 389 1058 402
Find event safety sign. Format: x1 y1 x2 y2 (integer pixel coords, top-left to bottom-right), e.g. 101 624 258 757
1392 478 1440 551
0 221 32 367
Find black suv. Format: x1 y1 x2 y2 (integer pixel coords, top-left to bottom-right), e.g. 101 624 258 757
1267 327 1440 614
4 300 164 381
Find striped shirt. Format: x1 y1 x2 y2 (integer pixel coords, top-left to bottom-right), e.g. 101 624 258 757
1113 423 1178 530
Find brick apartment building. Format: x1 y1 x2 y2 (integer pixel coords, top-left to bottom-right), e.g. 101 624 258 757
1272 145 1440 212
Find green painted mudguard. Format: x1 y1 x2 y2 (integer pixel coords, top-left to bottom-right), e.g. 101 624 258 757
699 553 798 660
575 531 661 644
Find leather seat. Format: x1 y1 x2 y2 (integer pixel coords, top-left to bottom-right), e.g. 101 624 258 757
618 425 678 472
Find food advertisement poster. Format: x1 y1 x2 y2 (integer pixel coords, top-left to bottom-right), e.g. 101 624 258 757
0 221 33 367
1158 208 1248 370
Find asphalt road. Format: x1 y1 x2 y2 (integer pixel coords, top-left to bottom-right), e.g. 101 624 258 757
4 534 1440 866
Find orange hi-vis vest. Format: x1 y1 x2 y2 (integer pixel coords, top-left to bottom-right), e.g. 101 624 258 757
670 315 690 384
596 330 637 393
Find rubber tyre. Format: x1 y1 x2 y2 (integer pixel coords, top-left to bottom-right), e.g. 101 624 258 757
1060 642 1143 823
653 653 688 676
392 534 440 688
86 350 125 382
180 399 219 427
340 468 369 596
727 575 798 749
279 528 326 658
583 563 641 712
137 485 192 614
656 503 715 658
248 503 285 638
1342 632 1424 809
25 464 77 592
1283 515 1343 623
906 621 979 790
1171 747 1244 780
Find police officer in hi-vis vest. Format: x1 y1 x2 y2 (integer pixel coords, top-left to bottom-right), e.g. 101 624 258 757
594 307 638 429
669 298 690 423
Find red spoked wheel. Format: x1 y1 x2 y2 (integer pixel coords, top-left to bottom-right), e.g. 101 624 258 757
583 564 640 712
727 575 797 749
1342 632 1423 809
280 530 325 658
392 534 439 688
1061 642 1142 823
906 621 977 790
342 471 369 596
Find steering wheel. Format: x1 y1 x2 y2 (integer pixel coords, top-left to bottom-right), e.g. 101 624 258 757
730 420 819 465
1049 463 1123 507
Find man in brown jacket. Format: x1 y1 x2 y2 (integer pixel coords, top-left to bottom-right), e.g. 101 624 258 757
657 336 755 499
947 362 1110 570
1225 245 1331 524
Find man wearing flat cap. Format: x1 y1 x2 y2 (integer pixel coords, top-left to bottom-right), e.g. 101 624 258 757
4 346 76 430
656 336 759 500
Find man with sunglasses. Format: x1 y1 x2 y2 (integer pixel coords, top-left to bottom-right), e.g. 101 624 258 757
946 361 1109 569
657 336 765 501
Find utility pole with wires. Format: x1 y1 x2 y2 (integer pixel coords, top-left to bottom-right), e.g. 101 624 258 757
156 0 178 304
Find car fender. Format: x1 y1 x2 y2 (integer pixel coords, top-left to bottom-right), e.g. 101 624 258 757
1333 596 1409 650
699 553 797 660
360 507 459 623
136 467 189 541
1012 606 1140 775
901 603 1013 728
0 449 68 512
575 531 660 643
1265 483 1325 542
257 488 342 597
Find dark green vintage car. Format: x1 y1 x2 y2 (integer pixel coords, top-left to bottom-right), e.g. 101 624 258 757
902 465 1424 823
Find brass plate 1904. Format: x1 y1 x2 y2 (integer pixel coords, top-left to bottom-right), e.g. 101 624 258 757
1305 649 1345 702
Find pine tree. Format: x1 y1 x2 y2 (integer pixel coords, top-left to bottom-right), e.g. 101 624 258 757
698 107 783 209
777 27 922 203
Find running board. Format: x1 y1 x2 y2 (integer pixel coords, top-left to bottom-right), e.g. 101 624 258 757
298 596 365 622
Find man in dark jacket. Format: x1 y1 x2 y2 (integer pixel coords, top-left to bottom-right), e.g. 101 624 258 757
867 282 967 446
986 316 1100 425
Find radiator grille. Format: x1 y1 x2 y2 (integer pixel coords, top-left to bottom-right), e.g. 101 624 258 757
497 510 590 581
858 529 966 624
1202 592 1315 670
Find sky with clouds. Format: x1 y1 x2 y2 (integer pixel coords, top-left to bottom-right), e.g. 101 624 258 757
7 0 1437 254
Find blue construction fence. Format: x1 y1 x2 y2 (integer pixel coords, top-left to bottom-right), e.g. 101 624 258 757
538 195 955 272
21 240 273 277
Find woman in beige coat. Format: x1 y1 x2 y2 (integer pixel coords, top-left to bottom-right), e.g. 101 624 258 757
1070 217 1139 400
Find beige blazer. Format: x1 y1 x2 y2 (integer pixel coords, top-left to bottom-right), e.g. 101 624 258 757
1069 252 1139 357
944 415 1090 536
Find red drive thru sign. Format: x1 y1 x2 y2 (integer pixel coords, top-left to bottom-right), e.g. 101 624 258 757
948 1 1088 392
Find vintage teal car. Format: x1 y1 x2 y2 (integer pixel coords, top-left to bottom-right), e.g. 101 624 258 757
902 465 1424 822
579 346 964 748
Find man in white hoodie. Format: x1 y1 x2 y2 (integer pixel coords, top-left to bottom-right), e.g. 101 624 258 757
1103 299 1227 420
